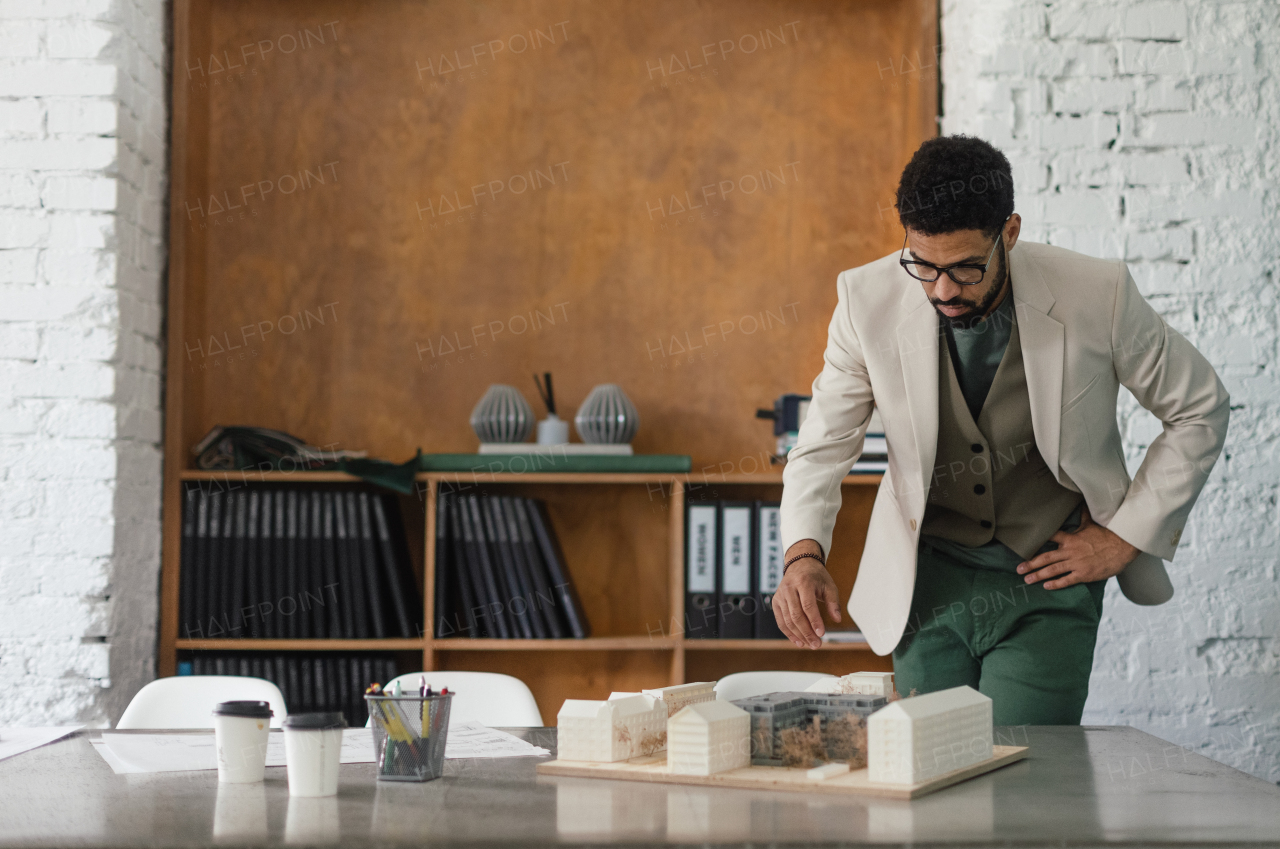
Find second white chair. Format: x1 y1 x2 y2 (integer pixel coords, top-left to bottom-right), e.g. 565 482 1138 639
713 671 836 702
367 671 543 728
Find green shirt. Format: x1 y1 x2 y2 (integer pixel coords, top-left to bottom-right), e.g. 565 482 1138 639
944 292 1015 420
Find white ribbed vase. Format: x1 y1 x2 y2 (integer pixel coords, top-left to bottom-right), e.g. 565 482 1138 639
470 384 535 443
574 384 640 444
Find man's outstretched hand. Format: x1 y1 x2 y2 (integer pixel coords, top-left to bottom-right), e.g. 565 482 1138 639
1016 504 1140 589
773 541 841 648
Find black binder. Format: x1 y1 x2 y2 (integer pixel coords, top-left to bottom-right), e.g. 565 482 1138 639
717 501 756 639
500 496 551 638
483 496 533 638
245 490 262 638
308 490 325 637
272 491 287 638
461 494 511 638
202 491 223 638
333 491 359 638
320 492 343 638
179 487 198 639
228 491 248 636
684 501 719 638
433 491 451 637
508 496 565 638
341 492 372 638
448 495 484 637
754 501 786 639
285 490 301 639
525 498 590 639
371 493 418 638
356 492 389 639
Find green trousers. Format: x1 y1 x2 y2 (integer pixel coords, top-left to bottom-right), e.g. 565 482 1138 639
892 514 1106 726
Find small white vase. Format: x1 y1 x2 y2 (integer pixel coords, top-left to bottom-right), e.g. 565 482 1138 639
574 384 639 444
537 414 570 445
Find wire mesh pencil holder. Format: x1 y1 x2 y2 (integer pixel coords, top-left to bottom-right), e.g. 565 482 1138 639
365 694 453 782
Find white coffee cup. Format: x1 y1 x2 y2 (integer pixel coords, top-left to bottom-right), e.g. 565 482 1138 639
213 700 273 784
283 712 347 797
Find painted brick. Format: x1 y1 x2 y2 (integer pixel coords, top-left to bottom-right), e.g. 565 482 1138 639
46 19 114 59
1124 152 1191 185
1054 79 1135 113
0 98 45 136
41 176 118 211
1134 78 1192 113
1126 227 1194 261
1122 2 1189 40
0 213 48 248
1125 112 1256 147
0 60 117 97
45 97 116 134
43 249 115 287
0 138 117 170
0 248 39 283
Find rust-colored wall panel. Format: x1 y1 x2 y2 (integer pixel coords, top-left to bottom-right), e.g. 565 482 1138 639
181 0 936 470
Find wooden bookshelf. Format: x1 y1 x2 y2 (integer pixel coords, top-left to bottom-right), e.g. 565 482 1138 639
159 0 936 723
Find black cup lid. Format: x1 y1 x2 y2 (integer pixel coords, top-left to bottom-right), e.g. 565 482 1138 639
212 700 274 718
283 712 347 730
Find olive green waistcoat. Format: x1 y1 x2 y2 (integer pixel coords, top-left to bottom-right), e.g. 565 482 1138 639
921 311 1083 560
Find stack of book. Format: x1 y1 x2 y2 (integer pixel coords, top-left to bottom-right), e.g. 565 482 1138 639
178 486 422 640
433 492 589 639
181 652 398 727
684 499 789 640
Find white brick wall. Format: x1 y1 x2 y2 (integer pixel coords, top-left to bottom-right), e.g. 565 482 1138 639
942 0 1279 781
0 0 167 726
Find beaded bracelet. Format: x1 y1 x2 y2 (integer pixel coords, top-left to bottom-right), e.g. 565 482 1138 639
783 551 826 575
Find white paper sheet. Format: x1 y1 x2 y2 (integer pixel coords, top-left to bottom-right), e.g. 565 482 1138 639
443 722 550 759
90 723 547 774
91 728 378 775
0 726 83 762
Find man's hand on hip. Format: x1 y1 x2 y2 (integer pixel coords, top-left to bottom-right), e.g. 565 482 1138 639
1016 504 1140 589
774 541 842 649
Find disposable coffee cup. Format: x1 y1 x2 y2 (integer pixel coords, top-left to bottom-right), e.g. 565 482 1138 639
213 700 273 784
283 712 347 797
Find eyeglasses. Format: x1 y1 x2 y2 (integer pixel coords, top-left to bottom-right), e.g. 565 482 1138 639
899 215 1010 286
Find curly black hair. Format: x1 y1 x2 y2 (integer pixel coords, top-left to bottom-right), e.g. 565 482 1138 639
895 135 1014 239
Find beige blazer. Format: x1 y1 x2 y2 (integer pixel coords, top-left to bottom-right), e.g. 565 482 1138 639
780 240 1230 656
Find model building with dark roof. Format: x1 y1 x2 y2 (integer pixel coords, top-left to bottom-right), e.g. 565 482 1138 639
731 691 887 767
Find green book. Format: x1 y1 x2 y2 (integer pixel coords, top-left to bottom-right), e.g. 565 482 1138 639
417 453 692 474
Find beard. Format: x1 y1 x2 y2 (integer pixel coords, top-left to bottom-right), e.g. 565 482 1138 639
931 241 1008 330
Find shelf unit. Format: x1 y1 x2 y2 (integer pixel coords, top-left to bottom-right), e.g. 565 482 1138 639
163 470 890 721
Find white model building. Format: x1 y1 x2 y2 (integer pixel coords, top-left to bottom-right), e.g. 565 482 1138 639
667 700 751 776
805 671 895 697
641 681 716 717
557 695 667 762
867 685 992 784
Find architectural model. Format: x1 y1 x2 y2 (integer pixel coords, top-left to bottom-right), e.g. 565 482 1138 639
641 681 716 716
557 694 668 762
804 671 895 697
866 685 992 784
731 691 886 766
667 701 751 775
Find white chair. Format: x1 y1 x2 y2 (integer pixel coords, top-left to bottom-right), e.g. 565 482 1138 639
367 671 543 728
713 671 836 702
117 676 288 729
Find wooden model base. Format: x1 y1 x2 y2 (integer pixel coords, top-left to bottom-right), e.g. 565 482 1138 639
537 745 1028 800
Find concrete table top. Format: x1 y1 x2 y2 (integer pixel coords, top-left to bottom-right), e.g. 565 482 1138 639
0 725 1277 846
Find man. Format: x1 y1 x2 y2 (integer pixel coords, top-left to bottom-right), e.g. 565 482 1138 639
774 135 1229 725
